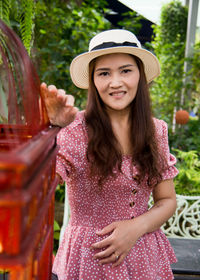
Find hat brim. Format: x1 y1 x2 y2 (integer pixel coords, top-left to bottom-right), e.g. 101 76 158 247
70 46 160 89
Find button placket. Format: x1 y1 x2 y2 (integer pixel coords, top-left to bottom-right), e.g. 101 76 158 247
130 186 137 219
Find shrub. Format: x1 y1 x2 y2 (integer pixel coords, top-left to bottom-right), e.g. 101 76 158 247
173 149 200 195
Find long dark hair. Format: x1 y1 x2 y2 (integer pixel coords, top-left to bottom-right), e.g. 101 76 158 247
85 54 165 187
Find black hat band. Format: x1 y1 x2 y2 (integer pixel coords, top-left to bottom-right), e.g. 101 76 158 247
91 41 138 51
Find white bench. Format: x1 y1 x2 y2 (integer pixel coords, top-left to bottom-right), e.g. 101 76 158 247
149 194 200 279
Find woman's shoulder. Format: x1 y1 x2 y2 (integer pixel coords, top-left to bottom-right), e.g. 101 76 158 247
153 117 167 126
153 117 168 136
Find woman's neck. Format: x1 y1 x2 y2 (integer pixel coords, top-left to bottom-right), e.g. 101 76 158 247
106 106 131 127
106 108 132 155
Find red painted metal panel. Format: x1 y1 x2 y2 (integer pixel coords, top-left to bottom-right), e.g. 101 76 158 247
0 19 60 279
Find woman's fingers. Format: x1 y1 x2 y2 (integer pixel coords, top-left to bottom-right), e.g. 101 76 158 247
112 253 125 267
57 89 66 97
65 94 75 107
90 236 111 250
96 222 116 236
93 246 114 260
97 251 125 266
40 82 47 89
98 252 119 265
40 82 48 98
40 83 58 101
93 248 125 267
96 250 125 267
47 87 75 108
48 84 58 92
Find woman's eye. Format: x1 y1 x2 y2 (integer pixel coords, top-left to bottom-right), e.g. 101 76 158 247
122 69 132 74
99 71 109 76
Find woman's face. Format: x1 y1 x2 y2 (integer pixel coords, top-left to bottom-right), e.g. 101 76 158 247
93 53 140 114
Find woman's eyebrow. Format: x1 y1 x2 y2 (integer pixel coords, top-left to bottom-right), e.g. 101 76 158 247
95 67 110 72
119 64 136 69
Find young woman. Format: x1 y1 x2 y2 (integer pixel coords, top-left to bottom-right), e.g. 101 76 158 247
41 29 178 280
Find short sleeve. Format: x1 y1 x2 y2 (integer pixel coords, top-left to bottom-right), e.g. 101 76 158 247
55 111 86 183
56 130 75 183
156 120 179 181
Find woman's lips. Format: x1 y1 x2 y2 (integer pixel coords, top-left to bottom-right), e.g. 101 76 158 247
109 91 126 97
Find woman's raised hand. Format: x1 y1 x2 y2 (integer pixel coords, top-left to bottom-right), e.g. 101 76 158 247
40 82 79 127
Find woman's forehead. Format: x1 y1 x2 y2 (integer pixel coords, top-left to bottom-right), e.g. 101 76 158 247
94 53 137 67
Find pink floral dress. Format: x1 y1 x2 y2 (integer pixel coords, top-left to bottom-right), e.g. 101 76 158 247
52 111 179 280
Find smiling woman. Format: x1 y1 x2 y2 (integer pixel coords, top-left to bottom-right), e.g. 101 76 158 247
41 29 179 280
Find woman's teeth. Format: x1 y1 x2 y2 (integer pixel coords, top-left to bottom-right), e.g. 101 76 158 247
110 92 125 96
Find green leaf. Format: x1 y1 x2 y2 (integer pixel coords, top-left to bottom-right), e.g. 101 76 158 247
185 171 192 180
54 220 60 231
54 231 60 240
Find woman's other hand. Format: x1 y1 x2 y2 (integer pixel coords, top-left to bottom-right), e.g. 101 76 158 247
40 82 79 127
90 219 143 268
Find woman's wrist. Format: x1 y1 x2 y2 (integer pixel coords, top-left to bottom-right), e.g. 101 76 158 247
129 216 148 239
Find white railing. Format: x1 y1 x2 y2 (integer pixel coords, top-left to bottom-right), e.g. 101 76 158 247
149 194 200 239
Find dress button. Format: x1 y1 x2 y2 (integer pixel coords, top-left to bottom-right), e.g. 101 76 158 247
132 189 137 195
129 201 135 207
133 175 139 181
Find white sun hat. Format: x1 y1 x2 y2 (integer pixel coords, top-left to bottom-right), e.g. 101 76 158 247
70 29 160 89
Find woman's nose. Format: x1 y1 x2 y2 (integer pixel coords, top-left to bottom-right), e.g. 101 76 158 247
109 74 122 88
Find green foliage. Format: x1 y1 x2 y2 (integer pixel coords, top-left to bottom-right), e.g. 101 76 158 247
19 0 35 54
169 118 200 152
53 219 61 254
0 0 11 25
186 42 200 117
55 183 65 203
155 0 187 49
54 219 60 231
191 42 200 88
168 117 200 197
173 149 200 195
0 0 35 54
34 0 111 109
150 1 188 126
118 10 142 35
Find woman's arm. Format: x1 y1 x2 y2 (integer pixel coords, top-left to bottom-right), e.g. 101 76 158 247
90 179 176 267
40 83 78 127
139 178 177 233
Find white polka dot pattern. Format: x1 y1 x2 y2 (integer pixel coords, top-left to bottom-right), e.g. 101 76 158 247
52 111 178 280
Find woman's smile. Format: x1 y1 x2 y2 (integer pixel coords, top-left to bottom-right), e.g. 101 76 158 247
109 90 126 98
